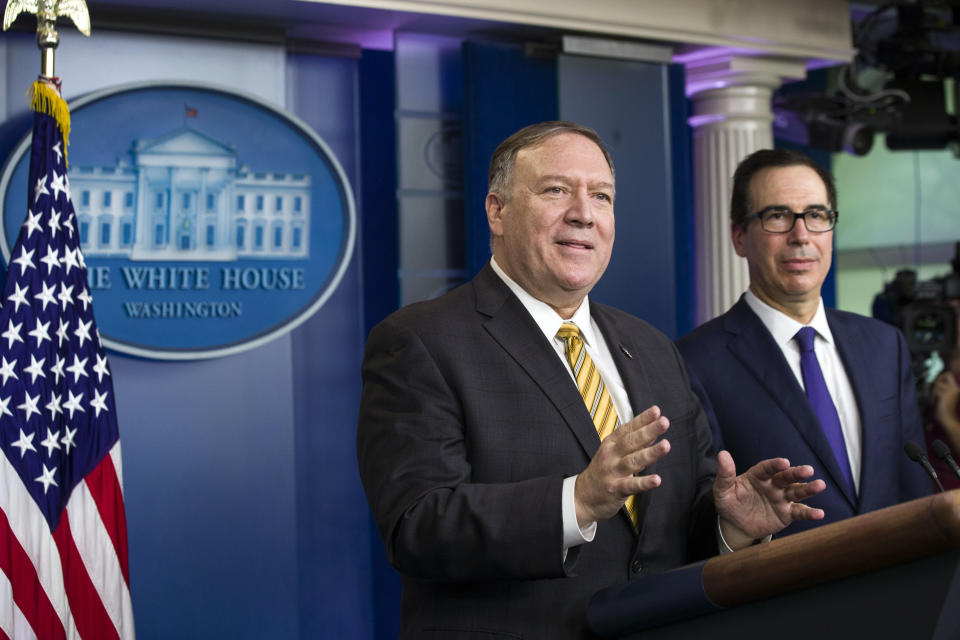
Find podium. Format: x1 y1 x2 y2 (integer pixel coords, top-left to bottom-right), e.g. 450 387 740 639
588 490 960 639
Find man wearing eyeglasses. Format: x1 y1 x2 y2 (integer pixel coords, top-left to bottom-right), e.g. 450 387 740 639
677 148 931 536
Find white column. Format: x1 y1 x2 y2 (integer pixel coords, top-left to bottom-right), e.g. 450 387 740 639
681 53 808 324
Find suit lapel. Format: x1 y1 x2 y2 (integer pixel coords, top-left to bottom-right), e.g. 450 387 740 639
724 299 857 508
593 306 653 418
593 305 657 531
827 310 873 505
473 265 603 460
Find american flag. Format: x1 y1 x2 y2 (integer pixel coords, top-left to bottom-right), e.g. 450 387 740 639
0 82 135 639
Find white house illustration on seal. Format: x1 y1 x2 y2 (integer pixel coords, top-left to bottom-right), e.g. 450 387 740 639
69 127 311 261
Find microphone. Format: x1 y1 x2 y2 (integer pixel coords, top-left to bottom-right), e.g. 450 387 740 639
904 441 944 493
931 439 960 482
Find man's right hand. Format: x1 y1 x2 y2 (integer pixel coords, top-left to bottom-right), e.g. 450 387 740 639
573 404 671 528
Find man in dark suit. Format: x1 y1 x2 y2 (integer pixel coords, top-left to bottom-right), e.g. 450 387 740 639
357 123 825 640
677 149 931 538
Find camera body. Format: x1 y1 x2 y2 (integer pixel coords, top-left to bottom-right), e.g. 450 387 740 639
873 246 960 392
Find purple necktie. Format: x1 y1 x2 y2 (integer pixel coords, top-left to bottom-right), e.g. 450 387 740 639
794 327 856 496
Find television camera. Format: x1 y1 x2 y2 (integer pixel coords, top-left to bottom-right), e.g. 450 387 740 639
775 1 960 156
872 242 960 391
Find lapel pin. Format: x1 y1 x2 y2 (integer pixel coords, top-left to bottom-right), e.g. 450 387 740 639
620 344 633 359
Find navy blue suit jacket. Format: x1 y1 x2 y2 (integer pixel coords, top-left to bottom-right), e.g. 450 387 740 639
676 296 931 535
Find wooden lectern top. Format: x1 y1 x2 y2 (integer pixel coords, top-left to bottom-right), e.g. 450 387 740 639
703 489 960 607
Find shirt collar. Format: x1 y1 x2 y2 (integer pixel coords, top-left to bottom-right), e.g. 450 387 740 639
489 257 594 344
743 289 834 348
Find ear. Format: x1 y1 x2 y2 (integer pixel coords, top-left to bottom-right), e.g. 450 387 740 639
731 222 747 258
486 192 505 236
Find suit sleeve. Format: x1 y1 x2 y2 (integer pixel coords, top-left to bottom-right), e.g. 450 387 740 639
673 347 720 563
356 317 569 582
895 329 935 500
684 366 725 453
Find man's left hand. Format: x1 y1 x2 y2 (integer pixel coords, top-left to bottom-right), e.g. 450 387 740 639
713 450 826 550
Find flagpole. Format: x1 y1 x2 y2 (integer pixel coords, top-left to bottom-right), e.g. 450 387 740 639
4 0 92 166
2 0 92 81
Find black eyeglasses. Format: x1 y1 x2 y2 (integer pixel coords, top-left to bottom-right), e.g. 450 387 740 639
745 206 838 233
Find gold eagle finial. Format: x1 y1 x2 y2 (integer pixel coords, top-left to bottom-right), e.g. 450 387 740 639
4 0 90 35
3 0 91 79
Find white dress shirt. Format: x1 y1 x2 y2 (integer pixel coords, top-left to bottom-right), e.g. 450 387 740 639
743 290 862 493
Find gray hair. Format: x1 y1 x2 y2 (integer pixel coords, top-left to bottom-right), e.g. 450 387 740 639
488 121 615 199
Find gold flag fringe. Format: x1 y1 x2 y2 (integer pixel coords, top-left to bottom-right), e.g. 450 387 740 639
28 80 71 166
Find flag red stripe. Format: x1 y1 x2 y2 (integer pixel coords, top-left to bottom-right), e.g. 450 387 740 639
84 455 130 586
0 625 9 640
0 509 66 640
51 514 120 640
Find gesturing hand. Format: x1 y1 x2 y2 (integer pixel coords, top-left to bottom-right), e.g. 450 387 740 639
714 450 826 550
574 405 671 528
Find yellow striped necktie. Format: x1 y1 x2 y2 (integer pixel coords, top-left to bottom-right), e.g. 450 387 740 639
556 322 639 529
